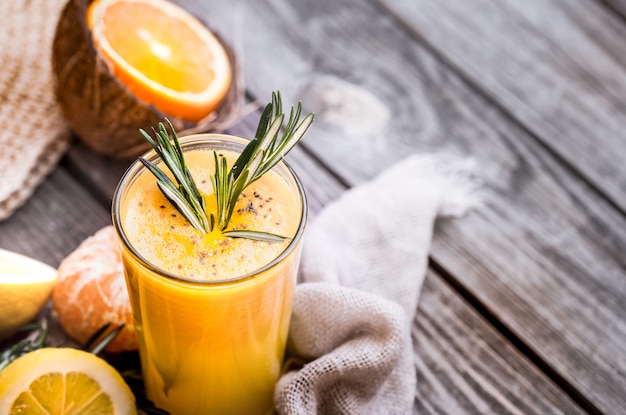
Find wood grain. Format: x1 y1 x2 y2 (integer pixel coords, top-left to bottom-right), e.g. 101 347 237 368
413 270 584 415
176 0 626 412
376 0 626 213
597 0 626 20
0 167 110 266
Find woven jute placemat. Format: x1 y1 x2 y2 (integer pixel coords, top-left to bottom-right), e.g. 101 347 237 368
0 0 72 221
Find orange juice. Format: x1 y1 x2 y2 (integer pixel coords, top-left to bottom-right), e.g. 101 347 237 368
112 134 307 415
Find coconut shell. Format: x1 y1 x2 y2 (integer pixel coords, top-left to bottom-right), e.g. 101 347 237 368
52 0 243 159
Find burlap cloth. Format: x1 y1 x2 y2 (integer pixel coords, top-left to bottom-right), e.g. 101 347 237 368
275 154 480 414
0 0 72 221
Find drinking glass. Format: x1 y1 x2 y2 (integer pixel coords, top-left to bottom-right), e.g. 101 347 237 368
112 134 307 415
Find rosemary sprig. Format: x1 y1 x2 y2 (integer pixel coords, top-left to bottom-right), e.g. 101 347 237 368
0 318 48 372
82 322 126 356
141 91 314 242
139 120 210 234
0 320 124 372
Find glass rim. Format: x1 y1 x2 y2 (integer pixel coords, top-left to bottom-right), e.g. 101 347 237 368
111 133 308 286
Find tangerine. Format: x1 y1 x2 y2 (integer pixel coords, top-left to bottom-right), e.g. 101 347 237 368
52 226 136 353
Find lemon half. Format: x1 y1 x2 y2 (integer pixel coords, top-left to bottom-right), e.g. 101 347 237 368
0 248 57 339
0 348 137 414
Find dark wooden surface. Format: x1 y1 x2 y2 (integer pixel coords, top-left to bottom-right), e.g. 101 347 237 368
1 0 625 414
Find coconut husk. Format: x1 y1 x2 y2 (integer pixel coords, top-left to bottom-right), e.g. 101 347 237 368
52 0 247 159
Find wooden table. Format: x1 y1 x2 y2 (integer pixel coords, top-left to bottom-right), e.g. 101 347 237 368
2 0 626 413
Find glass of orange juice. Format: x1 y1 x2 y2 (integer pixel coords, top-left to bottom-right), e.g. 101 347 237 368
112 134 307 415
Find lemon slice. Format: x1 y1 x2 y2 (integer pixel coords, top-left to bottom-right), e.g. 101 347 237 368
0 249 57 339
0 348 137 414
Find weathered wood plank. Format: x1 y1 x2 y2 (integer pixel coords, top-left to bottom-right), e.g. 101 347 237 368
598 0 626 20
179 0 626 412
376 0 626 212
414 270 584 415
61 139 132 209
0 167 110 266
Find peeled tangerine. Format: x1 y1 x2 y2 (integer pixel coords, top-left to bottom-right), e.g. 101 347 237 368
53 226 136 353
0 249 57 340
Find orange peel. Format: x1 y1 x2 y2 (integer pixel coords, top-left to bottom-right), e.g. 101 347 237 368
52 226 136 353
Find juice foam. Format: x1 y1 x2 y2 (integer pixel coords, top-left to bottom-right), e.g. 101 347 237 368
121 149 301 280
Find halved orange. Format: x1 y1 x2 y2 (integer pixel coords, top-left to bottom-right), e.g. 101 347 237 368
87 0 232 122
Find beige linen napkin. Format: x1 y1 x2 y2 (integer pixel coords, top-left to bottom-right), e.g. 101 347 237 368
0 0 71 221
275 154 480 414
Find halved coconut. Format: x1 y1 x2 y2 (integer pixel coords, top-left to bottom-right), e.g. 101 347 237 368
52 0 242 159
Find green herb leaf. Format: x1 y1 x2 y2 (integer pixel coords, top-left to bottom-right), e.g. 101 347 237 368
210 93 313 232
140 91 314 242
223 229 289 243
83 323 126 356
139 123 210 233
0 319 48 372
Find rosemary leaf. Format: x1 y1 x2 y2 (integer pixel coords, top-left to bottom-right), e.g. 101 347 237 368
0 319 48 372
254 102 273 140
89 326 125 356
231 138 258 180
253 112 314 181
82 322 114 351
140 123 210 234
140 91 313 241
157 181 208 233
223 230 289 243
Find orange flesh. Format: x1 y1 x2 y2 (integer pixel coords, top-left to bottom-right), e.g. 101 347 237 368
88 0 232 122
100 2 214 93
117 147 302 414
